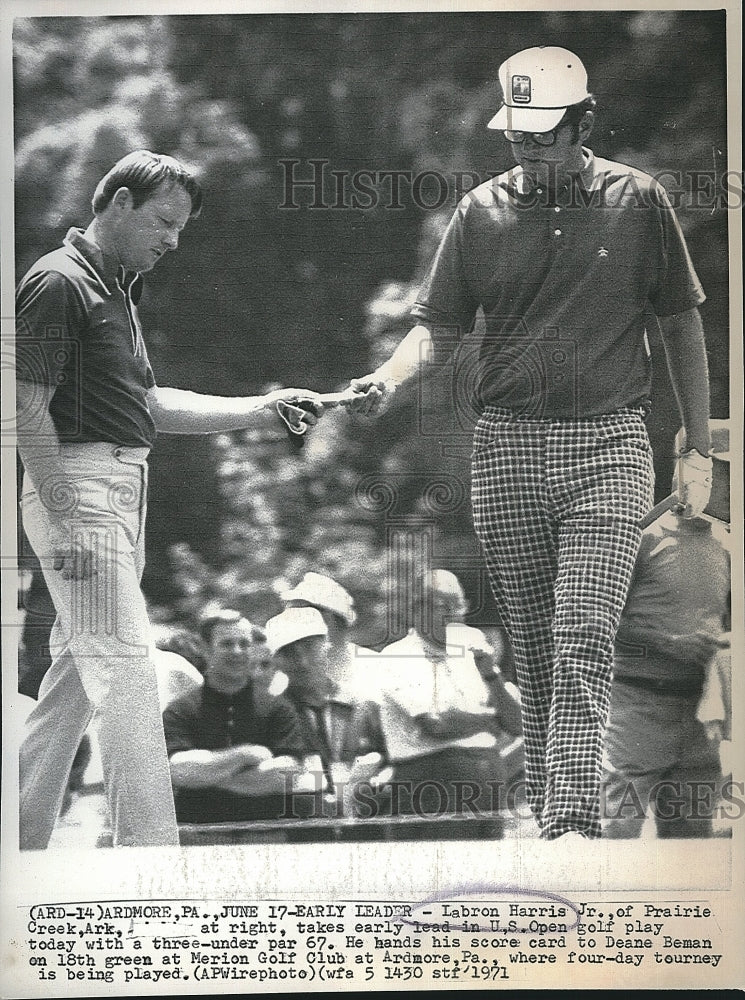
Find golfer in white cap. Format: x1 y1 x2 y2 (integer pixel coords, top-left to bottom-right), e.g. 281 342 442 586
347 46 713 841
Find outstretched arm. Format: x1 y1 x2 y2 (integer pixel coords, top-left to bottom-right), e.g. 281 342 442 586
146 385 324 435
343 323 435 415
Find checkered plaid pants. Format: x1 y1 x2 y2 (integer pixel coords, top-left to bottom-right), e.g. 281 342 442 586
471 407 654 839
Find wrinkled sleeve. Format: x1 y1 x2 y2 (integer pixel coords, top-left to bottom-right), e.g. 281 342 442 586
648 184 706 317
410 202 479 351
16 269 85 388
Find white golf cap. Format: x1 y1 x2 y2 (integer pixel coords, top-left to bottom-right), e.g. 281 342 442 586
265 607 328 656
488 46 590 133
280 572 357 625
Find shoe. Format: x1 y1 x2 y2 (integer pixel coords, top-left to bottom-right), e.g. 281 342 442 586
554 831 588 843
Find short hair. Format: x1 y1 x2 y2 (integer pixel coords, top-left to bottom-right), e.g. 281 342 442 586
557 95 597 138
198 609 266 647
92 149 203 217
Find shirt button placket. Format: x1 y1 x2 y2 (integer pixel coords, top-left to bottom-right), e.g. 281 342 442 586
553 205 562 237
227 704 235 748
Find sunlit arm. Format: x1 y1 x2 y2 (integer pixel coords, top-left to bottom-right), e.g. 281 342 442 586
15 380 69 498
658 307 711 456
371 323 436 389
147 385 282 434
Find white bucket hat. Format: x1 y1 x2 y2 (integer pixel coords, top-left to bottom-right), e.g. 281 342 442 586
265 607 328 656
488 46 590 133
280 572 357 625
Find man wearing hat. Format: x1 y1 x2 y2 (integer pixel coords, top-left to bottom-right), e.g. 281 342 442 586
602 421 730 839
347 46 712 840
281 571 379 702
265 607 385 818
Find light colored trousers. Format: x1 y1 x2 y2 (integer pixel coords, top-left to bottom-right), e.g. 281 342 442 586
19 442 179 849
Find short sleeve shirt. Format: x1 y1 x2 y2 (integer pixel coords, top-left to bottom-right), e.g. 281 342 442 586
411 151 705 419
16 228 157 447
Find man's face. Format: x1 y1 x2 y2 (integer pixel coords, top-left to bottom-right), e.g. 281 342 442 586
427 584 467 644
275 635 330 699
112 182 192 273
205 619 257 693
431 587 467 626
510 119 587 189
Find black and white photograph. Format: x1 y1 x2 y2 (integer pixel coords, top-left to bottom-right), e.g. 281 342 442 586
1 0 742 993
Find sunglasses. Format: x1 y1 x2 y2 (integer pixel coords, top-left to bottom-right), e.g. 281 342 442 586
503 123 569 147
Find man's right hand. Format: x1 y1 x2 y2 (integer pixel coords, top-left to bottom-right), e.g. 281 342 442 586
344 374 397 416
48 521 97 581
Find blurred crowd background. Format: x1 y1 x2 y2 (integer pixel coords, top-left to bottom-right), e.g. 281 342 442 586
14 10 730 645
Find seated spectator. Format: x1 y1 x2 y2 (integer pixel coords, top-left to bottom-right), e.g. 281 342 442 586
375 570 520 837
280 571 379 700
602 421 731 839
162 609 304 824
265 607 385 817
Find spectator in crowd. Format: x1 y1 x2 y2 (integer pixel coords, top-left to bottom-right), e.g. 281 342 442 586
265 607 385 817
375 569 519 837
162 609 304 824
602 421 731 839
281 571 379 700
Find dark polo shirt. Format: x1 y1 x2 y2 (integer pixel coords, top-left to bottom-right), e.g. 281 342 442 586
411 151 705 419
16 228 157 447
163 680 305 823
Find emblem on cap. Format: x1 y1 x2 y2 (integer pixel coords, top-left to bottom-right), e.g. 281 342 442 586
511 74 532 104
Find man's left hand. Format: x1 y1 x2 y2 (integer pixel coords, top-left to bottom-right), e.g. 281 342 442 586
675 448 713 518
269 389 325 440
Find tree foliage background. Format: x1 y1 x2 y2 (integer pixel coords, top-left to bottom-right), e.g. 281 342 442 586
14 11 730 647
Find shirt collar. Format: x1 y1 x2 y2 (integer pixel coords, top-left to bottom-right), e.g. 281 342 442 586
64 227 142 296
203 678 253 703
291 675 340 710
506 148 599 200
